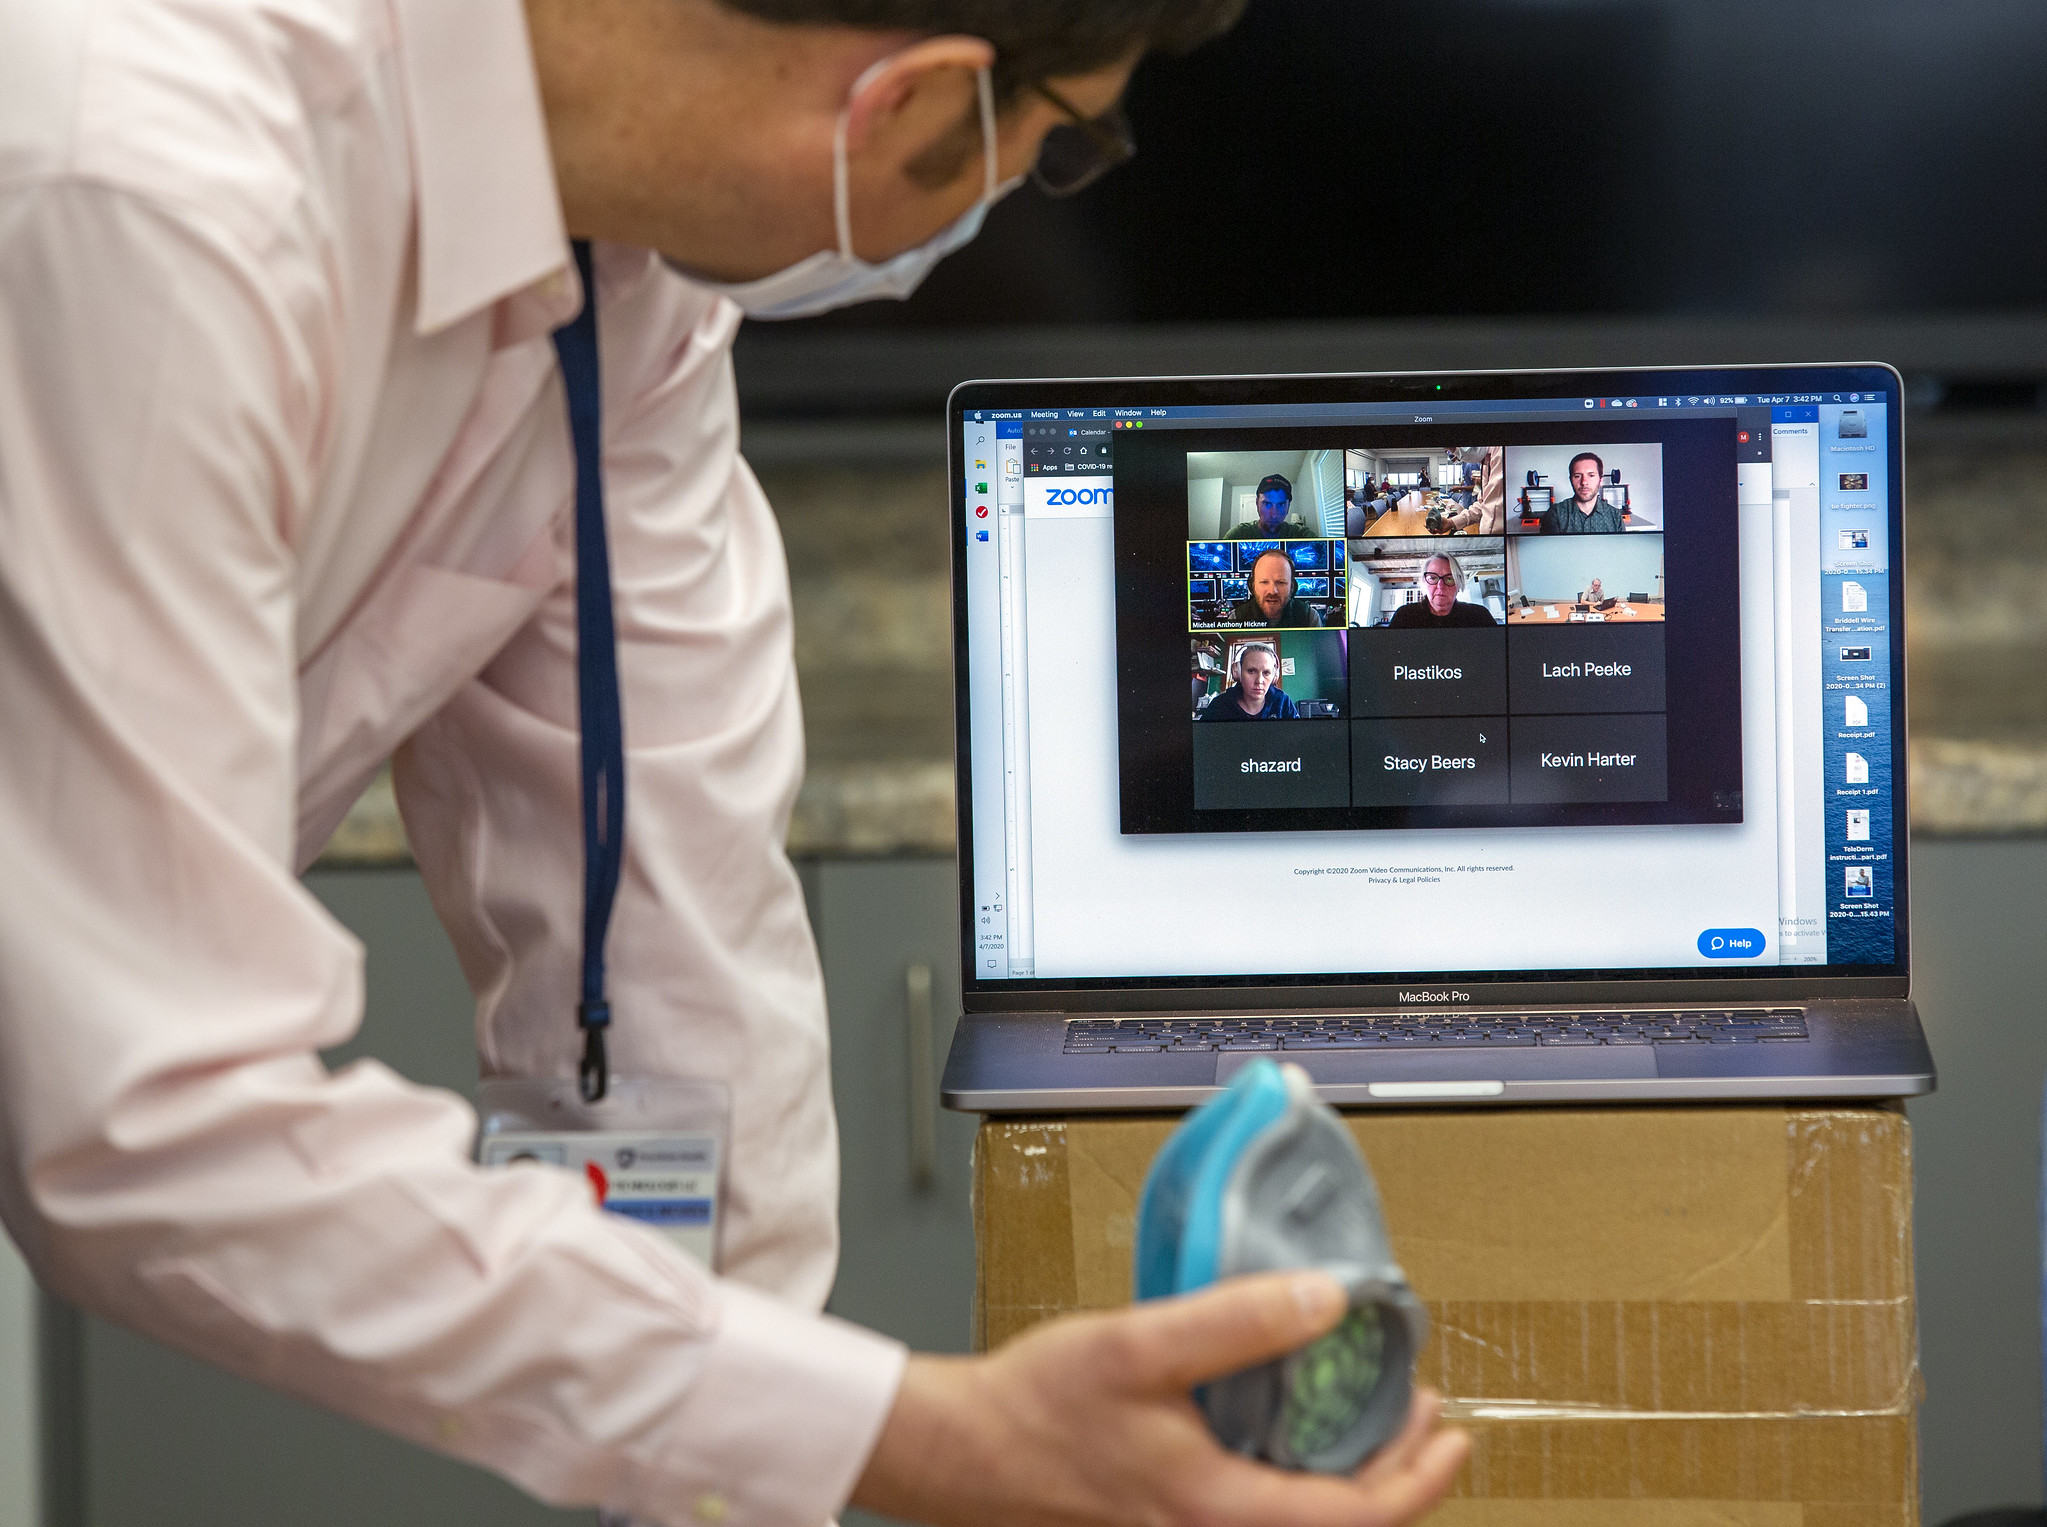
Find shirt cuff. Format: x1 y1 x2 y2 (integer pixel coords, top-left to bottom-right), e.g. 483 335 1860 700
620 1282 908 1527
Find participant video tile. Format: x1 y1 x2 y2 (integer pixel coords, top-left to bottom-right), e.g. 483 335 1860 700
1193 721 1351 810
1347 538 1507 629
1187 539 1346 630
1350 717 1509 807
1506 625 1667 715
1508 714 1669 804
1504 534 1664 622
1503 443 1664 534
1343 447 1502 538
1191 632 1347 721
1349 628 1507 718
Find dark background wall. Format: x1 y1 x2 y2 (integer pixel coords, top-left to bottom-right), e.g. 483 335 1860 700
787 0 2047 330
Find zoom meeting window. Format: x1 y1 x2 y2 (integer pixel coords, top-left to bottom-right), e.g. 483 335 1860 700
959 387 1897 983
1126 423 1736 831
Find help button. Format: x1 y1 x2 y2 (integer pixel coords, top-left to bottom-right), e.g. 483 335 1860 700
1697 928 1765 958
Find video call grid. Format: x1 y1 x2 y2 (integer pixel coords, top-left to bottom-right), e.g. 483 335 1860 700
1188 452 1675 812
1112 417 1746 837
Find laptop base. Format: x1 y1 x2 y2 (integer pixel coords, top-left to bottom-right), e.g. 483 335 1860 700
941 999 1933 1112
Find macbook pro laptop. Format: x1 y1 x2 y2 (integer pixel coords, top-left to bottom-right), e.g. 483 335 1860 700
939 365 1932 1111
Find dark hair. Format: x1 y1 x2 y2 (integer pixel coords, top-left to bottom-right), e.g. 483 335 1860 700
1568 452 1605 478
717 0 1249 101
1255 473 1293 502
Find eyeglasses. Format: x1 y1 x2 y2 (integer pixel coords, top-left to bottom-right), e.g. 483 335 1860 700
1422 573 1459 588
1031 81 1137 197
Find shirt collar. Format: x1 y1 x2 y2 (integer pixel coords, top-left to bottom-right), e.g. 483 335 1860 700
388 0 576 335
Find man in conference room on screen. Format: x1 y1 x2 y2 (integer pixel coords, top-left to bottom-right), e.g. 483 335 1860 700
1229 548 1326 627
1224 473 1314 538
1198 643 1298 720
1388 555 1498 628
1539 451 1627 534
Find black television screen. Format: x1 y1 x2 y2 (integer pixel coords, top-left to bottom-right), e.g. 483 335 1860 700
768 0 2047 330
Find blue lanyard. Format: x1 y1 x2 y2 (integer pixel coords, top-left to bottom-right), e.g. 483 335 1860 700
550 240 625 1103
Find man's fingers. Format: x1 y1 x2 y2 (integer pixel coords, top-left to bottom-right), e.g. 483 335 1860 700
1352 1387 1442 1485
1356 1427 1471 1527
1197 1387 1467 1527
1192 1421 1469 1527
1101 1272 1347 1392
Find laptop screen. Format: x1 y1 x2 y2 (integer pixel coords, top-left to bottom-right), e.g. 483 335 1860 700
952 369 1903 996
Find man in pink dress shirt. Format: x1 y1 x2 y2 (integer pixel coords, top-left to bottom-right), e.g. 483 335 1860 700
0 0 1465 1524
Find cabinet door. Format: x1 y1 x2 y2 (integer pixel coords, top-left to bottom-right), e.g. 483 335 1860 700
808 859 976 1358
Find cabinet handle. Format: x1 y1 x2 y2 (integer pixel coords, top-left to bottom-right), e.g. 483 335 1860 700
905 962 936 1190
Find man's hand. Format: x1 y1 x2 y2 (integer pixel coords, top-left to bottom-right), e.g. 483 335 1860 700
852 1272 1469 1527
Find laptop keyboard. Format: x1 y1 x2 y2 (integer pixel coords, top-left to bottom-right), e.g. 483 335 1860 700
1062 1009 1809 1053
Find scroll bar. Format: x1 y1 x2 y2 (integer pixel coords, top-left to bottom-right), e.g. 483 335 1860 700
996 445 1034 976
1772 483 1799 946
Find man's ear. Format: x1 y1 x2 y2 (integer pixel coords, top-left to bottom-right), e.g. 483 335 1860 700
843 33 994 164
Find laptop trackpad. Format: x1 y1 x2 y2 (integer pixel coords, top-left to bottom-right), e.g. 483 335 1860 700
1215 1046 1657 1086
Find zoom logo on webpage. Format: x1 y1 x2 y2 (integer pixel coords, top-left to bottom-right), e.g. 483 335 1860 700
1027 476 1115 518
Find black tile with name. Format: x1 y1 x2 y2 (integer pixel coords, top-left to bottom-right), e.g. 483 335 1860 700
1509 713 1669 804
1506 624 1667 715
1351 716 1510 806
1350 627 1507 718
1193 720 1351 809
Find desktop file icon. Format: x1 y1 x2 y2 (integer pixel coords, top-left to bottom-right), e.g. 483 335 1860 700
1845 753 1870 785
1845 695 1869 727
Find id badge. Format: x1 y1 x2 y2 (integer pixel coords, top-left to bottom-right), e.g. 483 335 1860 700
477 1077 730 1270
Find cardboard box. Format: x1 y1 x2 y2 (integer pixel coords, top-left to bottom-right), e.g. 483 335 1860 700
974 1105 1916 1527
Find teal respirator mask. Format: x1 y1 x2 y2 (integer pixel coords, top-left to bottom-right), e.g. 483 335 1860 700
1134 1059 1429 1472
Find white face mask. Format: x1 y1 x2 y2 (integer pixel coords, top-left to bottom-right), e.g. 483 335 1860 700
675 57 1018 321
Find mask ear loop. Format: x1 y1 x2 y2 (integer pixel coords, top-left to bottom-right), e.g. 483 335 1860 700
833 57 896 260
831 111 854 258
976 66 998 203
837 56 1001 260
